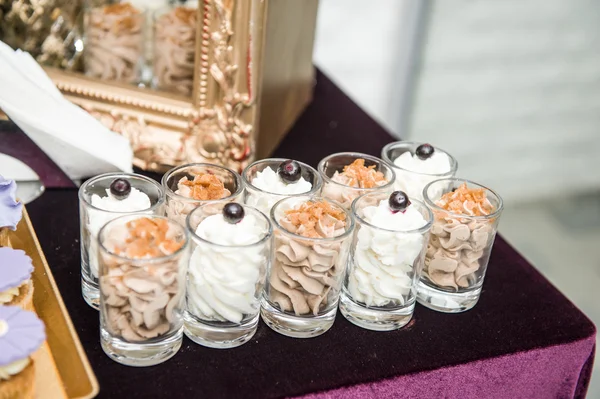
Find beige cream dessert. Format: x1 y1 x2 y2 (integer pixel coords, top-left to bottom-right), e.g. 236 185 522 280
154 6 197 95
321 159 389 209
424 183 495 289
166 173 231 225
99 217 185 342
85 3 144 83
269 200 348 316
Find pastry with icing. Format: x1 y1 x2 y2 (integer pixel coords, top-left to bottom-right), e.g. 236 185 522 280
0 176 23 247
0 305 46 399
0 248 34 312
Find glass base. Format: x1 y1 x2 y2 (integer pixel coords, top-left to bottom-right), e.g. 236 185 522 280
339 292 414 331
100 327 183 367
183 311 258 349
260 298 337 338
416 280 481 313
81 273 99 310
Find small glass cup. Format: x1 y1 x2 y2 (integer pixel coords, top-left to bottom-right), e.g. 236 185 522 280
98 215 189 366
318 152 396 210
184 202 272 348
79 173 165 309
261 196 355 338
162 163 244 226
381 141 458 201
339 192 433 331
417 178 504 313
242 158 322 217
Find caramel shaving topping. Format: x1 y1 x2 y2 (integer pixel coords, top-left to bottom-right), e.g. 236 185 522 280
436 183 494 216
103 3 140 15
181 174 230 200
174 7 197 24
340 159 387 188
285 200 346 238
115 218 183 258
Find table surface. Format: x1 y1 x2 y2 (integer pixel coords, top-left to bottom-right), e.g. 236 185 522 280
6 70 596 398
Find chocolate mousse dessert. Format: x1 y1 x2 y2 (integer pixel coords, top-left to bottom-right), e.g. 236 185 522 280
85 3 144 83
268 199 349 316
99 217 186 342
424 183 496 290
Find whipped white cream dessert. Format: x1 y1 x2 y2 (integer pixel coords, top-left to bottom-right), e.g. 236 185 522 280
87 179 152 278
392 144 453 200
245 160 313 215
187 204 268 324
348 192 426 307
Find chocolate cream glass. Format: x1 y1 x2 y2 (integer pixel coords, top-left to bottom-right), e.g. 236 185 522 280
98 215 189 366
340 191 432 331
381 141 458 202
261 196 354 338
318 152 395 210
162 163 244 226
418 178 503 313
184 202 272 348
242 158 322 217
79 173 165 309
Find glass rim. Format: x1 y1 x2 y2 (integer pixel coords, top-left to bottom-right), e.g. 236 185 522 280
98 215 189 264
161 162 244 204
351 194 433 234
317 152 396 191
186 203 273 248
241 158 323 197
382 141 458 177
270 195 355 242
78 172 165 214
423 177 504 220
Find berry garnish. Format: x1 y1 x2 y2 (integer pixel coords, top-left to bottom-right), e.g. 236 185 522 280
415 143 435 160
277 160 301 183
389 191 411 213
110 178 131 200
223 203 244 224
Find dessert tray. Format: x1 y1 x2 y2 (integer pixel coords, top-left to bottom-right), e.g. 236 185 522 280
8 208 98 399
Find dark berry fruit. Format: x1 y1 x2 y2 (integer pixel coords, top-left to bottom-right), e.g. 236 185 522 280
389 191 411 213
110 178 131 200
415 143 435 160
223 203 244 224
277 160 301 183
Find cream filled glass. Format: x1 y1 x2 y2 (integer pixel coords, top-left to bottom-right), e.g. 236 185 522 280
261 196 354 338
162 163 243 227
98 215 189 366
382 141 458 202
184 202 272 348
318 152 395 210
79 173 164 309
418 178 503 313
242 158 322 217
340 191 432 331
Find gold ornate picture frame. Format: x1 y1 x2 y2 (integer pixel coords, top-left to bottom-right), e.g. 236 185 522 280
44 0 318 173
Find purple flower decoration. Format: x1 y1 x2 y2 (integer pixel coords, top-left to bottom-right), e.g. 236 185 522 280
0 306 45 366
0 175 23 231
0 248 33 292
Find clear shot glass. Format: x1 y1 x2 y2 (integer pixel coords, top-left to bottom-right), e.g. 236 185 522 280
318 152 395 210
417 178 503 313
98 215 189 366
184 202 272 348
79 173 164 309
339 191 432 331
261 196 354 338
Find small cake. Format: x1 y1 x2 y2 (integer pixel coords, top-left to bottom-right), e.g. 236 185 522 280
0 305 46 399
0 176 23 247
0 248 34 312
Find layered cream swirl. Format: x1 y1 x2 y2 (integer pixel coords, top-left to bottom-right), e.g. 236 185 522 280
393 150 452 200
269 200 348 316
246 167 312 215
348 200 426 307
187 213 268 324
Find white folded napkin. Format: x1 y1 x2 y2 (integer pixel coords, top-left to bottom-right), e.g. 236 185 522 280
0 40 133 180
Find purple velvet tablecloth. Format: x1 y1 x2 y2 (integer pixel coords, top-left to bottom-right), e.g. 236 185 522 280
3 70 596 398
